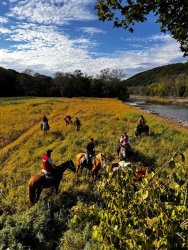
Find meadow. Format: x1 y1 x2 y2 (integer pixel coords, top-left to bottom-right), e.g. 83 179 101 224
0 97 187 249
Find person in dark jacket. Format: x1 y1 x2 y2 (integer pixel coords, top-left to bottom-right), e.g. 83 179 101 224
85 138 95 167
74 117 81 131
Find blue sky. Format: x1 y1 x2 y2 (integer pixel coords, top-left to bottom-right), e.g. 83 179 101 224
0 0 186 78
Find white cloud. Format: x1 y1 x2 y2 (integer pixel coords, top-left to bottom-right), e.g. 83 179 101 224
118 38 186 77
0 16 9 23
80 27 106 35
7 0 96 24
0 29 185 77
121 34 172 44
0 1 185 78
0 27 11 34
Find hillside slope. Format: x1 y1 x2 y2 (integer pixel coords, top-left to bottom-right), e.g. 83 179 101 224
0 97 187 249
124 62 188 87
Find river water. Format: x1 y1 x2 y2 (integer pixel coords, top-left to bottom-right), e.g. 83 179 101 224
126 98 188 126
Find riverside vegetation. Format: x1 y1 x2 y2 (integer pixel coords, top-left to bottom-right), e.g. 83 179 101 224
0 97 187 249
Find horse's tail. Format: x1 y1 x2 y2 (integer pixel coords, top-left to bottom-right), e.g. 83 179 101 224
28 181 36 207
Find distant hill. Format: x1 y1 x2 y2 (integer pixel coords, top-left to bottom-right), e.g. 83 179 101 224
124 62 188 87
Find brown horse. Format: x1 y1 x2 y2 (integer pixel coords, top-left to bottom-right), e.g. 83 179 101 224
28 159 75 207
75 153 106 181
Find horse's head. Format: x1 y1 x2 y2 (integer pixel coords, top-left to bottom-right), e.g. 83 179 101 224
67 159 76 173
96 153 106 168
58 159 76 175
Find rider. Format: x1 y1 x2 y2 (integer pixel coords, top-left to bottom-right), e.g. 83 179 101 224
74 117 81 131
135 115 147 137
119 132 131 159
85 138 95 168
42 115 48 123
120 131 129 147
42 149 55 176
66 114 71 120
138 115 146 128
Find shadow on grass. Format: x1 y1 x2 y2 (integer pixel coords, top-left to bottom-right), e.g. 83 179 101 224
130 149 156 168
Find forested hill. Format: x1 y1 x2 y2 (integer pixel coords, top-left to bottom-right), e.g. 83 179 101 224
124 62 188 87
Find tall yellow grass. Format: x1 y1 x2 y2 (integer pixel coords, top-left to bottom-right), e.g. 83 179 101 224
0 97 187 212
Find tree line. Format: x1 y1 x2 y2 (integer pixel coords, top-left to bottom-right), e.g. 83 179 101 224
0 67 129 99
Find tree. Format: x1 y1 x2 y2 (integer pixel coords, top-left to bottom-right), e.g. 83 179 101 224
95 0 188 56
97 68 128 98
22 68 35 76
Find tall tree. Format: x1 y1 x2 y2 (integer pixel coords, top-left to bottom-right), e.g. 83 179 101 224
95 0 188 56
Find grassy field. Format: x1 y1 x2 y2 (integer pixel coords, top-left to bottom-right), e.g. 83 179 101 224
0 97 187 249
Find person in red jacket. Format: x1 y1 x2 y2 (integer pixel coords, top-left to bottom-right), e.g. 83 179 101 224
42 149 55 176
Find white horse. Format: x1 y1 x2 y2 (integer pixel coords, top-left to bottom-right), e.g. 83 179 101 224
112 161 132 171
41 122 49 136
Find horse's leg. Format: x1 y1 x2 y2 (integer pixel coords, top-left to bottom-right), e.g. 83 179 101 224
145 126 149 136
53 185 59 195
29 184 36 207
80 165 84 174
36 186 42 203
75 165 80 184
76 165 80 176
91 172 96 182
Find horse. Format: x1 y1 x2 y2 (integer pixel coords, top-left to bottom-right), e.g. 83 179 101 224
41 122 50 136
28 159 75 207
64 116 72 126
75 153 106 181
134 124 149 137
119 144 132 161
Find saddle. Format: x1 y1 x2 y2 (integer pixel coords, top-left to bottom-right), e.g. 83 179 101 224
80 154 94 170
42 172 55 187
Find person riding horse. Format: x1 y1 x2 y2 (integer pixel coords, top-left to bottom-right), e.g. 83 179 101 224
85 138 95 169
41 115 50 132
138 115 146 127
135 115 149 137
65 114 72 126
119 132 131 160
42 149 56 182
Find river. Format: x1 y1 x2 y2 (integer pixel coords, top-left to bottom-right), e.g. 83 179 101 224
126 98 188 127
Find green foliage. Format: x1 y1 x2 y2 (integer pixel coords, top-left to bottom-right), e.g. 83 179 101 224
92 153 188 249
95 0 188 56
148 75 188 97
0 201 68 249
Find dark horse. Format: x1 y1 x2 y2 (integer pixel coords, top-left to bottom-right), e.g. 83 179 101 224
75 153 106 181
64 115 72 126
134 124 149 137
28 159 75 206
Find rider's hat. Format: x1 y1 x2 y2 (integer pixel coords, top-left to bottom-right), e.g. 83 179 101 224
46 149 53 155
